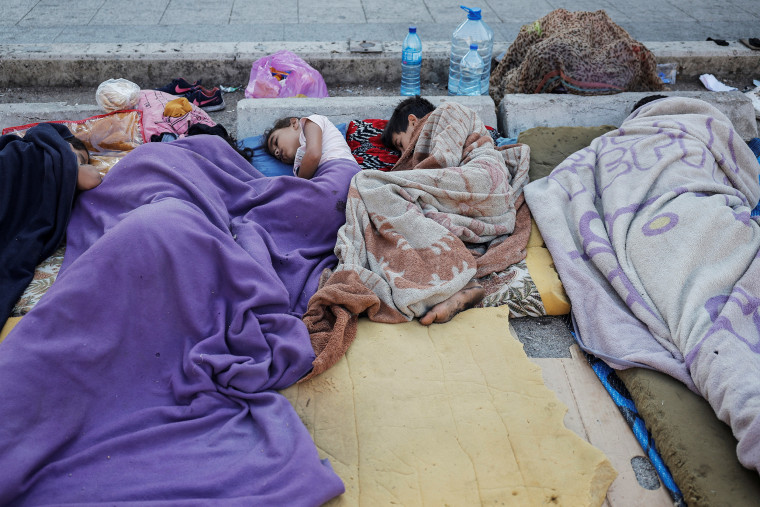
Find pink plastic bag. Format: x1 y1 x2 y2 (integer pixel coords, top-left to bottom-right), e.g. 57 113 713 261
244 50 329 99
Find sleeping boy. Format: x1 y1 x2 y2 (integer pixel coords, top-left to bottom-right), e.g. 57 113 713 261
380 95 436 154
381 95 494 171
1 122 102 322
265 114 359 179
378 96 513 324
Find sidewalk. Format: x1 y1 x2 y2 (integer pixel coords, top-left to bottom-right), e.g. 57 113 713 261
1 0 759 44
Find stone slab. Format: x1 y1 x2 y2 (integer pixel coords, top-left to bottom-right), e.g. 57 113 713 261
0 102 102 132
236 95 498 139
498 91 758 140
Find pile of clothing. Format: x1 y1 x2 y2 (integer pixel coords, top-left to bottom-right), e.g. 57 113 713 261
489 9 663 104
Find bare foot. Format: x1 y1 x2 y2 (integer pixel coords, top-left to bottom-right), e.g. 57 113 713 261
419 280 485 326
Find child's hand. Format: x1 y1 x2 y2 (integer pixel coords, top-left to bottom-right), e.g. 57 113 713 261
77 164 103 190
460 132 492 165
296 119 323 179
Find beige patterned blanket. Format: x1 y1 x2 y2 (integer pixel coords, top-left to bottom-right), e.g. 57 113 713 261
303 102 530 380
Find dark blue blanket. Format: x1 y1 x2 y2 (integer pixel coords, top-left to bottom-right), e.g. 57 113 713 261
0 123 78 321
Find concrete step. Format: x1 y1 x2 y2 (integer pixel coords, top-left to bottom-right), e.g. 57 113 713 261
237 95 497 139
3 92 756 145
499 91 758 140
1 40 758 89
0 103 102 133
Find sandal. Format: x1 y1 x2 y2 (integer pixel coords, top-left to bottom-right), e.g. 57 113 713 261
740 38 760 50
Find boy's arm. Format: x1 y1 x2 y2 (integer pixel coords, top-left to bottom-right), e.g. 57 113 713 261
460 132 493 165
297 119 323 179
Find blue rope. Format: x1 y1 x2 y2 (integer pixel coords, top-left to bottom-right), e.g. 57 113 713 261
586 356 685 506
567 321 686 506
749 138 760 217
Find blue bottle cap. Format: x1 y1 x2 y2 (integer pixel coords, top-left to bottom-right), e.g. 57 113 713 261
470 44 478 50
460 5 482 20
408 26 417 33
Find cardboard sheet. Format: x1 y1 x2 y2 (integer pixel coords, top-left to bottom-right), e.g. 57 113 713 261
283 307 616 505
534 348 677 506
618 368 760 506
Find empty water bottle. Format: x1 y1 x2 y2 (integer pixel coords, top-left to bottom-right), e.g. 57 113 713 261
400 26 422 96
459 44 484 96
448 5 494 95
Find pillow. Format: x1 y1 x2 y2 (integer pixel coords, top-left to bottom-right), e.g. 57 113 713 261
346 119 399 171
240 123 348 177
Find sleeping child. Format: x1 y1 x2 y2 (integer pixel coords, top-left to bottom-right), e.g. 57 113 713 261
1 123 102 323
380 95 436 154
381 95 494 167
265 114 359 179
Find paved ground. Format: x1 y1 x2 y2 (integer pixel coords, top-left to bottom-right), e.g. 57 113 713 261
1 0 758 44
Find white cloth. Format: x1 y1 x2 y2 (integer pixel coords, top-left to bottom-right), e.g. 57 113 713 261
293 115 354 176
699 73 738 92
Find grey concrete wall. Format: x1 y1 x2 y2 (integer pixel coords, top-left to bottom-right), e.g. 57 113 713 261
499 91 758 140
237 95 498 139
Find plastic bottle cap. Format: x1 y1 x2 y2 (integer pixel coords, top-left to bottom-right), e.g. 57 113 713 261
470 44 478 50
408 26 417 33
460 5 482 20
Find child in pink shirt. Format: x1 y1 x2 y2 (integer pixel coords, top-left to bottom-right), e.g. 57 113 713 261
265 114 358 179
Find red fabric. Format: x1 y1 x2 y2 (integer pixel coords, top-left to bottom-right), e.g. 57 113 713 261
346 119 399 171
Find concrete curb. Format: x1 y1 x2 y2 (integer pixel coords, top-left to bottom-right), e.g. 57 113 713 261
3 92 755 145
499 91 758 140
0 102 102 133
1 41 758 88
237 95 497 139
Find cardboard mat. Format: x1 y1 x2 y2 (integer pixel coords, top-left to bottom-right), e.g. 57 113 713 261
534 347 676 506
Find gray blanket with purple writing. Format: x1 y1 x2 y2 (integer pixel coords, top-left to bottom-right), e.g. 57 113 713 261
524 97 760 473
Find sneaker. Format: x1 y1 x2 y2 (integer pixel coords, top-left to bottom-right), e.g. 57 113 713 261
156 78 203 96
186 88 225 112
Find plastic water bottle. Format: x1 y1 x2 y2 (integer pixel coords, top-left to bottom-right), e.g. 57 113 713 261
400 26 422 96
459 44 484 96
448 5 494 95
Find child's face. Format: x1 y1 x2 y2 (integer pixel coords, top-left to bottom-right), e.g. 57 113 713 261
69 143 89 166
267 118 301 164
390 114 419 153
68 143 102 190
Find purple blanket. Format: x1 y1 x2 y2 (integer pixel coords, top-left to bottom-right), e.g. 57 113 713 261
0 135 359 505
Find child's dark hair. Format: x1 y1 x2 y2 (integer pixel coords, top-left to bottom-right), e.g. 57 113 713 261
630 94 668 114
263 117 297 156
186 123 254 162
381 96 435 150
65 135 90 164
